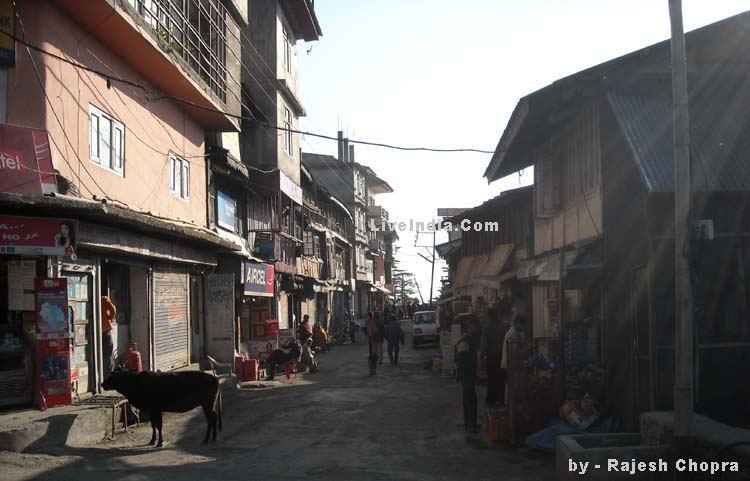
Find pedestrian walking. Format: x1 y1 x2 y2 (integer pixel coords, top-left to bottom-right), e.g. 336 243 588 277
480 307 505 407
385 318 405 365
455 316 481 433
365 312 378 357
375 312 386 364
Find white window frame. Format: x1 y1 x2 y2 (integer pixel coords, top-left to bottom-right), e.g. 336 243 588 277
89 105 124 175
282 26 292 74
169 152 190 200
283 107 293 154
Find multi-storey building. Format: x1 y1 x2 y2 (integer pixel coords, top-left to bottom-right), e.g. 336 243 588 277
0 0 246 405
302 146 393 318
220 0 322 332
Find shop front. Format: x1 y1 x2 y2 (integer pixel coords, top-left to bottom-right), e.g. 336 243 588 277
0 215 80 407
240 261 275 357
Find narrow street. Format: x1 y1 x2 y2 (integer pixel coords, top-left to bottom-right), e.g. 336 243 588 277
1 329 554 481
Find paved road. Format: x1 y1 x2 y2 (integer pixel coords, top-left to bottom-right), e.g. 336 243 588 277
1 333 555 481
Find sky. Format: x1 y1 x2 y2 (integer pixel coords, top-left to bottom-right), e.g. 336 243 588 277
297 0 748 302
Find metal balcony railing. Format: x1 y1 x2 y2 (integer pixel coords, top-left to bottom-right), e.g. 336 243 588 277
129 0 232 103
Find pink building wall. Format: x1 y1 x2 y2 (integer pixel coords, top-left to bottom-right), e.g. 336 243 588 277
7 0 208 228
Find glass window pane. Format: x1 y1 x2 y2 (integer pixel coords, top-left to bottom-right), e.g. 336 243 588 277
89 114 99 161
113 125 124 172
100 117 112 169
181 160 189 198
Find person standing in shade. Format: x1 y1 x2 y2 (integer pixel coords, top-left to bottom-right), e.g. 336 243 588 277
480 307 505 407
455 317 481 432
101 295 117 378
385 318 405 365
298 315 312 343
500 308 527 405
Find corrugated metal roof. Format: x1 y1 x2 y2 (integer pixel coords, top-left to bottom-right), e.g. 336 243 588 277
608 73 750 193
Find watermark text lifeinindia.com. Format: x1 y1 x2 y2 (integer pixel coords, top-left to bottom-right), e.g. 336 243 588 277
368 218 499 233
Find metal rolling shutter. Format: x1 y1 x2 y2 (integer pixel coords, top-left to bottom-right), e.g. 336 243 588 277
153 269 189 371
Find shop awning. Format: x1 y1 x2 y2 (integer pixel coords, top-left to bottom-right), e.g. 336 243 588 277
437 296 457 305
456 254 490 296
453 257 474 288
519 248 589 282
480 243 515 277
370 284 392 295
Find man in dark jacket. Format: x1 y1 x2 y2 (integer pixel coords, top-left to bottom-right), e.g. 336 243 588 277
385 319 405 365
455 317 481 432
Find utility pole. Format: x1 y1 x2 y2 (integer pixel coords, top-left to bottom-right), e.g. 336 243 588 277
669 0 694 442
412 273 425 305
429 230 436 308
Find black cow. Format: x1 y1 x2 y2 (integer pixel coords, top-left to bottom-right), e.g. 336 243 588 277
102 369 222 447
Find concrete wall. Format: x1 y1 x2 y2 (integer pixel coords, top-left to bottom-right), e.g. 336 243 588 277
9 0 208 227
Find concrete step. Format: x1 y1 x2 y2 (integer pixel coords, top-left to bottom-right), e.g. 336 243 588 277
0 406 107 453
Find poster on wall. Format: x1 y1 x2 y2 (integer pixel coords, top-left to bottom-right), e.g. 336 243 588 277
0 216 77 257
7 260 35 311
205 274 235 363
35 278 69 339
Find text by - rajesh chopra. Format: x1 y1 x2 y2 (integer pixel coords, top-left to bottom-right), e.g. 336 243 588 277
568 458 739 475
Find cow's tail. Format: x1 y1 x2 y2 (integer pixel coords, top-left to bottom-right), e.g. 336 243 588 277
217 385 223 432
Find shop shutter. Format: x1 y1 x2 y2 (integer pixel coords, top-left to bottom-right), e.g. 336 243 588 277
153 268 189 371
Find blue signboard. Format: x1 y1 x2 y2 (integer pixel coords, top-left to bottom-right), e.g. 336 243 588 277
217 191 236 232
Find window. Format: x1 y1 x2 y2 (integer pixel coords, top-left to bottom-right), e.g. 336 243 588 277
89 105 124 174
303 231 320 258
415 312 436 325
283 107 293 154
169 153 189 200
283 26 292 74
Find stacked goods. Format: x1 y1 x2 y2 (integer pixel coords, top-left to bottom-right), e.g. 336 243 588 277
486 406 510 442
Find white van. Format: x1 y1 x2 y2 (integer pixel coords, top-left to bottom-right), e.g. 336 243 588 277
412 311 437 347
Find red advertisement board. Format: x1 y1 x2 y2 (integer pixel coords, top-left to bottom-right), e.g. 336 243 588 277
35 278 71 409
37 338 72 409
0 216 77 257
0 123 56 195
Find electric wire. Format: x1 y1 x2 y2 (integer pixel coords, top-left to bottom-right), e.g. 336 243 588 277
0 28 495 155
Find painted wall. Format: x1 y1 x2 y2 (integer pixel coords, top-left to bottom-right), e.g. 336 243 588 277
8 1 208 227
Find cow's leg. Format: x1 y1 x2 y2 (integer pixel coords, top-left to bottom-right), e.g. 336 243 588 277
201 404 213 445
153 411 164 447
148 417 157 446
